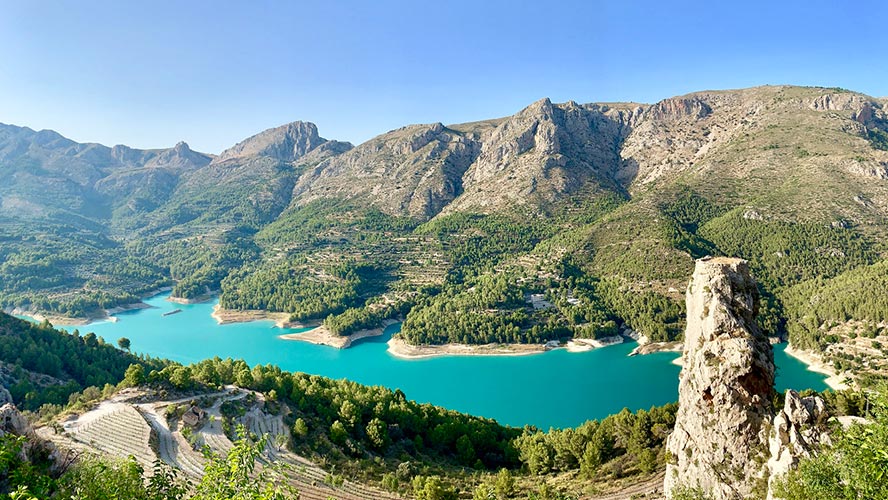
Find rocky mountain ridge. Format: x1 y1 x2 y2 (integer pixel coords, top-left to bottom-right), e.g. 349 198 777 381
5 85 888 225
278 85 888 225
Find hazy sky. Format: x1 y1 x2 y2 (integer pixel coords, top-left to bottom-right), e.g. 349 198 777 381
1 0 886 153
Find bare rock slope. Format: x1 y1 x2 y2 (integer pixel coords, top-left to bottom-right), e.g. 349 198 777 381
292 122 478 218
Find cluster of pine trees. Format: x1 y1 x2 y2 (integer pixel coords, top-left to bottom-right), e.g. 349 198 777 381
220 261 384 321
515 404 677 478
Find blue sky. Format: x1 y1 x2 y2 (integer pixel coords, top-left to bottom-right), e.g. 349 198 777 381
1 0 886 153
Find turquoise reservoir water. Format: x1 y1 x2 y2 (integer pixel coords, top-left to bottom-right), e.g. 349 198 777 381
54 293 827 429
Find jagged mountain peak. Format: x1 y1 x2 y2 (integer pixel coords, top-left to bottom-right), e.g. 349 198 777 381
441 98 632 214
215 120 330 163
523 96 554 111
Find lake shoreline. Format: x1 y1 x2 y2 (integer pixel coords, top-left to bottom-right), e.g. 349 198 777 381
7 286 173 326
278 320 399 348
629 341 684 356
60 296 828 429
386 337 550 359
210 304 313 329
565 335 624 352
783 344 850 391
385 332 676 360
167 290 218 305
8 307 108 327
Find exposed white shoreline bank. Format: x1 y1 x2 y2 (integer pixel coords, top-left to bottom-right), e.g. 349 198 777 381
7 286 173 326
565 335 624 352
386 337 548 359
210 304 309 329
278 320 399 349
783 344 850 391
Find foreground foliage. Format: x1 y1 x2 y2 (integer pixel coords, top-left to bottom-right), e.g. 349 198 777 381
1 426 293 499
774 386 888 500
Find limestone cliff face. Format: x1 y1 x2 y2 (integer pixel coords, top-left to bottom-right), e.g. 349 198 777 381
665 257 776 499
444 99 637 214
617 89 766 187
291 123 480 218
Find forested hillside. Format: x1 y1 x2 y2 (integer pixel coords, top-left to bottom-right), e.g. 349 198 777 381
0 312 165 411
0 309 682 498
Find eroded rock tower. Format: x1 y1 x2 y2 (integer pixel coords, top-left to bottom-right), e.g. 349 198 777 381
665 257 776 499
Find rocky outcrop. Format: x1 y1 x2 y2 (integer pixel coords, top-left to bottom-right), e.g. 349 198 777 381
843 158 888 179
0 384 41 461
647 97 712 121
0 385 13 406
766 390 831 500
215 121 340 163
0 403 30 437
665 257 832 500
445 99 635 213
665 257 776 499
808 92 876 112
0 388 63 472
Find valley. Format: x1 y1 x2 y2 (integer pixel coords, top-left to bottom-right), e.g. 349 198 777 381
4 85 888 387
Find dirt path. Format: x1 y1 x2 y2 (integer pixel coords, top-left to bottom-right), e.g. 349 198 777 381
585 471 665 500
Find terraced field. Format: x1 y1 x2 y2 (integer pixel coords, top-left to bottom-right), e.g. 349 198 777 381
40 389 403 499
69 404 156 468
230 395 402 500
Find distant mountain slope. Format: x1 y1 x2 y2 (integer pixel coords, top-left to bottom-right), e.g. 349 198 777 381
0 123 212 221
621 87 888 223
126 121 352 233
291 122 478 218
